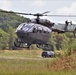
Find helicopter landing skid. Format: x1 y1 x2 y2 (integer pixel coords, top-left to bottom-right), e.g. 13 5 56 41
36 44 54 51
14 42 31 48
13 39 31 49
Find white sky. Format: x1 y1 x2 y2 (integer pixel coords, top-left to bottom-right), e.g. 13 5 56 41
0 0 76 23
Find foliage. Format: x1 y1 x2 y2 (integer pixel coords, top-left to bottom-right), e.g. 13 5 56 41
0 9 28 49
68 38 76 53
49 32 76 51
0 9 28 30
0 50 76 75
0 28 9 49
0 9 76 50
7 26 16 49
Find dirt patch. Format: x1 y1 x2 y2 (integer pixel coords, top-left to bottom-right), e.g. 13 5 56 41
48 55 76 71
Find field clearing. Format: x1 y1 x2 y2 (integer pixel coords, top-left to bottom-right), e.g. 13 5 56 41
0 50 76 75
0 49 43 58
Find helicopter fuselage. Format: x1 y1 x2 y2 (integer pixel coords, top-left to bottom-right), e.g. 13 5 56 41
16 22 52 45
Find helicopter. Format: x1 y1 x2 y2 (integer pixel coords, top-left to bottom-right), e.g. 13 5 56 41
0 10 76 51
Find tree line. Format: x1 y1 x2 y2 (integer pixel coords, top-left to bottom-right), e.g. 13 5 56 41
0 9 28 50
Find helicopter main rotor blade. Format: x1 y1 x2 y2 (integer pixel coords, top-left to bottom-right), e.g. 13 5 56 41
1 9 76 17
0 10 44 17
41 11 50 14
0 10 34 15
43 14 76 17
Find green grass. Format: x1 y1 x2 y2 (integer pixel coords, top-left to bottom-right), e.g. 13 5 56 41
0 58 51 75
0 50 42 58
0 58 76 75
0 50 76 75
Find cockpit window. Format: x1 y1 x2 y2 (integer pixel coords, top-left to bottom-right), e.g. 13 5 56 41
22 24 33 31
16 23 34 32
38 26 43 30
16 23 24 32
43 27 51 33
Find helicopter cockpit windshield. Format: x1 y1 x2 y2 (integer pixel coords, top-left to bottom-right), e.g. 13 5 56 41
16 23 34 32
16 23 24 32
22 24 33 32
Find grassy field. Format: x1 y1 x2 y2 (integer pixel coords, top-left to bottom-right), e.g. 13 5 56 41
0 50 76 75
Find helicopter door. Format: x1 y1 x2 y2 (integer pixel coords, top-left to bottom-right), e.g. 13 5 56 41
32 26 43 33
42 27 51 38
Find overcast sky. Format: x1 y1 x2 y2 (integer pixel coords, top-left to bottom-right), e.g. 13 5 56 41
0 0 76 23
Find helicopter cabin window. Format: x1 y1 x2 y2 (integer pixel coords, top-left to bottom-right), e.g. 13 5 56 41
43 27 51 33
37 26 42 33
33 27 37 33
43 27 48 33
47 29 51 33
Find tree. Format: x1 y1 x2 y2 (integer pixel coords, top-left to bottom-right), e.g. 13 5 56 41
0 28 9 49
7 26 16 49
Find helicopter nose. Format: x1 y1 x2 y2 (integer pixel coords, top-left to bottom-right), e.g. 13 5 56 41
16 30 28 38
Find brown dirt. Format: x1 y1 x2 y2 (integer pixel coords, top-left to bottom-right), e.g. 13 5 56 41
48 52 76 71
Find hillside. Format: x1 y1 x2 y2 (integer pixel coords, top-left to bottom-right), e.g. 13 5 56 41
0 9 28 31
0 9 29 50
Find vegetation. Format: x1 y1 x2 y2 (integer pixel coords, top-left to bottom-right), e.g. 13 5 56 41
0 9 76 50
0 50 76 75
0 9 76 75
0 9 28 49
